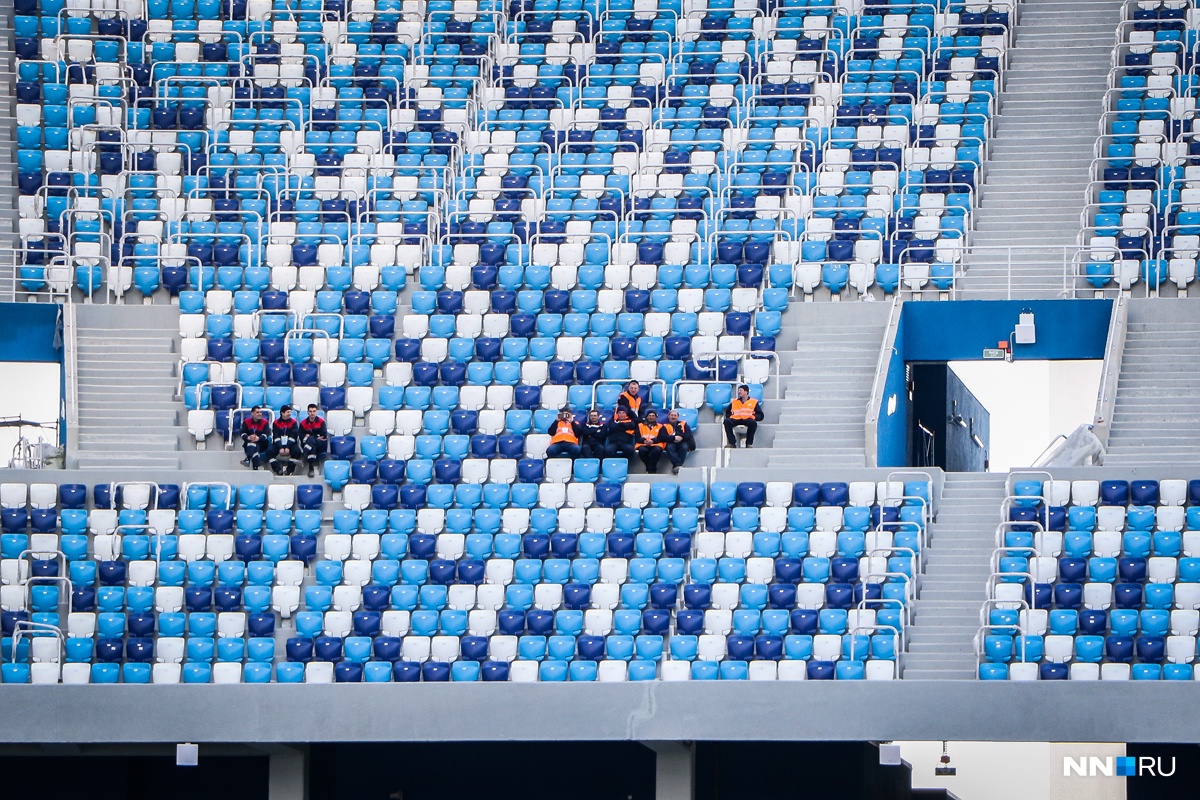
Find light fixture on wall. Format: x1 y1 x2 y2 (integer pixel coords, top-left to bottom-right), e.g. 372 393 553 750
1014 310 1036 344
948 401 967 428
1005 309 1037 362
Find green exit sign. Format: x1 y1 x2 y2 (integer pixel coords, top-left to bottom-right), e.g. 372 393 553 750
982 348 1005 360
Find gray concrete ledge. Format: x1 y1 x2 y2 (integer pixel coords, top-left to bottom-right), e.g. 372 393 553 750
1 681 1198 744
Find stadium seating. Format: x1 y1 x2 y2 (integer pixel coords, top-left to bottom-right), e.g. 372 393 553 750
0 477 927 681
978 476 1200 681
1081 1 1200 293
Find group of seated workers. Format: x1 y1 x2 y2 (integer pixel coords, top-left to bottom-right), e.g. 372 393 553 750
239 404 328 477
544 381 697 475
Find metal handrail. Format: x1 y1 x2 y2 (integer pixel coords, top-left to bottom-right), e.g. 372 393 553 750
864 295 903 468
63 300 79 461
1092 294 1128 449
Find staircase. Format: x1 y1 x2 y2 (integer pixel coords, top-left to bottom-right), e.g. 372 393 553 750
958 0 1124 299
71 305 182 470
1103 299 1200 466
903 472 1007 680
754 301 891 469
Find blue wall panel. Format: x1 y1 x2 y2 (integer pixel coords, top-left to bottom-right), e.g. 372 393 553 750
0 303 61 363
900 299 1112 362
877 314 908 468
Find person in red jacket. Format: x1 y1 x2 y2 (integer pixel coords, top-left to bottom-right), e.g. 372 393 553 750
299 403 328 477
269 405 301 476
239 406 270 470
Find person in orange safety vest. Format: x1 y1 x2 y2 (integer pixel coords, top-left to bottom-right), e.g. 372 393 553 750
546 407 584 459
617 380 645 420
635 409 670 473
724 384 764 448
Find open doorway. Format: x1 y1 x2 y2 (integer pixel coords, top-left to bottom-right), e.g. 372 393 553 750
906 360 1102 473
0 361 61 467
946 360 1101 472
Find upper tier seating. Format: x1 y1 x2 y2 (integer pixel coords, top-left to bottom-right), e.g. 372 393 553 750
0 477 928 682
16 0 1004 305
978 475 1200 681
1082 0 1200 293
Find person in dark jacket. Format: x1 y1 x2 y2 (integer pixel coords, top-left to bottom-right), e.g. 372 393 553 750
724 384 765 447
616 379 645 421
269 404 301 476
546 407 584 459
664 409 696 474
635 409 670 474
579 409 608 459
239 406 270 470
604 407 638 461
299 403 328 477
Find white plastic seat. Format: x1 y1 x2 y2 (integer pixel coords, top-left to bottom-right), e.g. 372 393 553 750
809 530 837 557
1082 582 1113 610
725 531 752 557
1157 505 1185 532
155 586 184 614
187 410 215 447
1071 480 1099 506
695 532 724 559
485 559 515 585
267 484 296 510
533 583 563 610
586 508 615 533
599 558 629 584
1176 583 1200 610
709 584 739 611
276 561 305 586
697 633 727 660
477 584 505 612
509 660 539 682
381 611 412 638
271 586 301 617
622 482 650 509
217 612 246 639
1160 480 1187 506
488 634 516 662
759 507 787 534
765 482 791 507
848 482 875 506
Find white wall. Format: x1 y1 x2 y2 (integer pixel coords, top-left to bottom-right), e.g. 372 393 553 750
948 361 1102 472
0 362 60 464
897 741 1126 800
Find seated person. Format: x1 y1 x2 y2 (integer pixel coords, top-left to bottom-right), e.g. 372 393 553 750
723 384 764 448
546 407 584 459
239 406 270 470
604 407 638 461
579 409 608 459
299 403 328 478
634 410 670 474
270 405 302 476
664 409 696 475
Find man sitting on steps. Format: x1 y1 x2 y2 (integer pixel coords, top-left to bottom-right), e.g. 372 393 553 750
723 384 764 448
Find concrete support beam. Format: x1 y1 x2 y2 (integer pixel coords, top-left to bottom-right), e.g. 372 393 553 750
268 747 308 800
642 742 694 800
